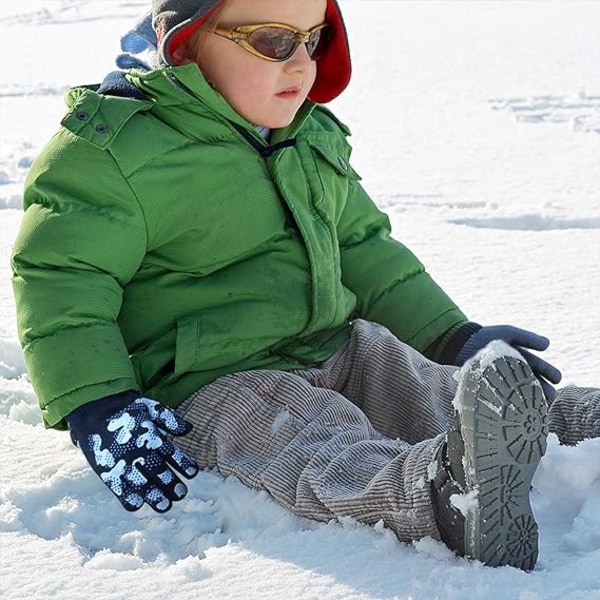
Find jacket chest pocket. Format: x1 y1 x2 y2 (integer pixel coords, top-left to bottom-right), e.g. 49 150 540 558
303 141 361 224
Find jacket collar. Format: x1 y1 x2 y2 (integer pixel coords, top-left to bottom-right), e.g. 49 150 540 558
125 63 316 143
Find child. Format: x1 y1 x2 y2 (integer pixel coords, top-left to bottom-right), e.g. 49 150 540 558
11 0 599 572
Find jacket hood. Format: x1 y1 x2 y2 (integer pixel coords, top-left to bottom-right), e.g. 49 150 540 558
152 0 351 103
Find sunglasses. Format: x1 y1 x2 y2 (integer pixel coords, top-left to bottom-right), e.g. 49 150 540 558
213 22 331 62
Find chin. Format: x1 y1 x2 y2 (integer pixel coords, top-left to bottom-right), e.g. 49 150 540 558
263 113 299 129
266 119 294 129
253 104 303 130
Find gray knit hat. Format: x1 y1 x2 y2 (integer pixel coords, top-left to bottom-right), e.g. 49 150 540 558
152 0 351 103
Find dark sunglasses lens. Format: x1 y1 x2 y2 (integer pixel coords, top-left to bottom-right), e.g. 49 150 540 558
307 28 330 59
248 27 298 60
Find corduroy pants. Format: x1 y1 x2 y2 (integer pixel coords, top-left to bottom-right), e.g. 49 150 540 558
176 319 457 542
175 319 599 543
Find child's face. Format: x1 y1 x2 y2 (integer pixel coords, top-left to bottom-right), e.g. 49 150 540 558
182 0 327 128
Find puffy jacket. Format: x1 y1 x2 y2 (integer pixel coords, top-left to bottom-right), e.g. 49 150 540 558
12 64 467 429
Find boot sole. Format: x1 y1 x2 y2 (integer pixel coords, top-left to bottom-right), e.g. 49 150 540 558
457 353 548 570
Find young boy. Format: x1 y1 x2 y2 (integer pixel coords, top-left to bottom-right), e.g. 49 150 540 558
11 0 599 572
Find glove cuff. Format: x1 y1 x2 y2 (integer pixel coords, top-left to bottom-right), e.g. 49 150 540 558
66 390 139 443
437 322 482 366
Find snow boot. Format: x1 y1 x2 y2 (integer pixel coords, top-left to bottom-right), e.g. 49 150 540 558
432 343 548 570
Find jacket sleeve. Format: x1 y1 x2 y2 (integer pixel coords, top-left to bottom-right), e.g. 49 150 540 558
337 177 468 353
11 130 147 429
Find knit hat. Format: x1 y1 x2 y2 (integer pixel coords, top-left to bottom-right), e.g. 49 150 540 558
152 0 351 103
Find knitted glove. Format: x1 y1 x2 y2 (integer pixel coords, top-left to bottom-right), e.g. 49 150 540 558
67 392 198 513
453 324 562 400
115 10 158 71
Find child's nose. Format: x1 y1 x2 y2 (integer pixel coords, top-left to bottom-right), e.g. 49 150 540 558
285 42 313 69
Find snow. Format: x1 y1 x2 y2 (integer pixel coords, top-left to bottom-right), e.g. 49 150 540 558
1 1 599 598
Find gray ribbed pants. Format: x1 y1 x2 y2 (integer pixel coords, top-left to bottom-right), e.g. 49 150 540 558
176 319 457 542
175 319 599 543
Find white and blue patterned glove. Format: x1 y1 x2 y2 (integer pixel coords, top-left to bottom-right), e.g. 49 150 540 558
67 392 198 513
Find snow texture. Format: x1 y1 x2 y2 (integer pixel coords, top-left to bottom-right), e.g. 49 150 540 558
1 1 599 599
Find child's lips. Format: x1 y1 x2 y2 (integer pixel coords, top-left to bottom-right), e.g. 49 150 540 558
276 86 301 98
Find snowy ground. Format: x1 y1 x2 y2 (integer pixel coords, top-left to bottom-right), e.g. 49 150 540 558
1 1 600 599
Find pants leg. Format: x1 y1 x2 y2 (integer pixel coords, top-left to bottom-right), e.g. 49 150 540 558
175 320 459 542
548 385 600 445
300 319 459 443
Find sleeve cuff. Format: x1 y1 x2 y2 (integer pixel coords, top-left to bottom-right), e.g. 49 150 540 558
433 321 482 365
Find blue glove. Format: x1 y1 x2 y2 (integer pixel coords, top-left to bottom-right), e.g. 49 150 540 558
454 324 562 400
67 392 198 513
115 10 158 71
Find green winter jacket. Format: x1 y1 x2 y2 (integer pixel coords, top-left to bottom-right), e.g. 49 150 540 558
12 64 467 429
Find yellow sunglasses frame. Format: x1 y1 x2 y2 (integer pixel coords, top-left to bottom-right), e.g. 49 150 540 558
213 22 330 62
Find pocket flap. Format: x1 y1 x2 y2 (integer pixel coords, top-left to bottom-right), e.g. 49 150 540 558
309 143 361 180
174 310 277 373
